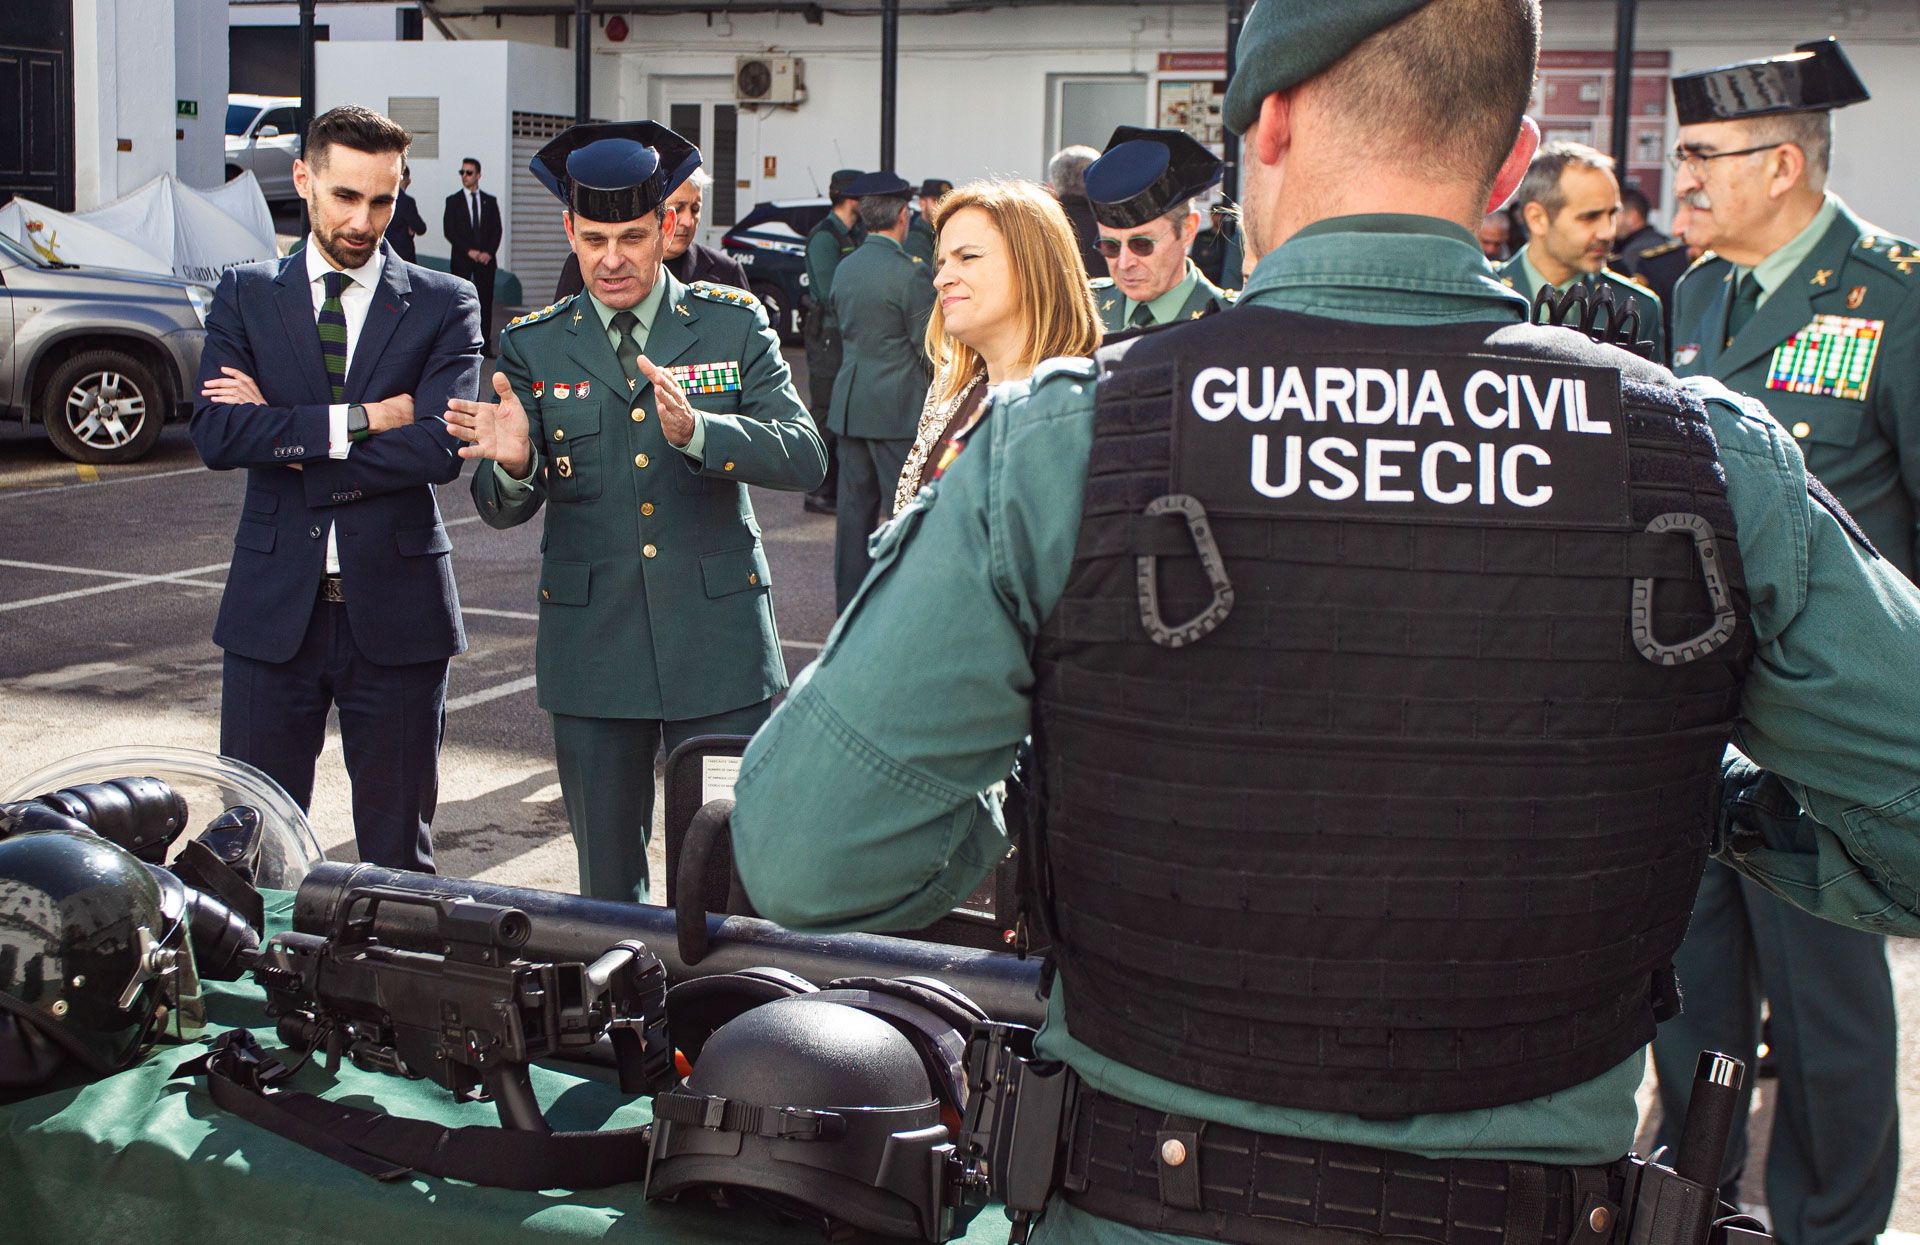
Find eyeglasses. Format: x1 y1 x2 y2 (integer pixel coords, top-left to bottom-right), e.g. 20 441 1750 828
1665 143 1781 175
460 168 478 178
1095 228 1176 259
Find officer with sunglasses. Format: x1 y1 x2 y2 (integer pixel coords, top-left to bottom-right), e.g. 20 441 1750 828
1085 127 1239 334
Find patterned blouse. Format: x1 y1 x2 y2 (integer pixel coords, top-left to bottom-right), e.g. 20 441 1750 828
893 368 987 516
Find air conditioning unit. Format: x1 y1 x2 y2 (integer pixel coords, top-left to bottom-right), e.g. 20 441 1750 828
736 56 803 105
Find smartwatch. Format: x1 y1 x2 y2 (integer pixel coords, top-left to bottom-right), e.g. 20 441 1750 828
347 403 371 443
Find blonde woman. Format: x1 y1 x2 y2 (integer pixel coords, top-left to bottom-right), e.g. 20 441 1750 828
893 180 1103 513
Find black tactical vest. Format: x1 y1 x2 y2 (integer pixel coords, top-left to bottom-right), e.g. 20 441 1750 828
1030 307 1754 1118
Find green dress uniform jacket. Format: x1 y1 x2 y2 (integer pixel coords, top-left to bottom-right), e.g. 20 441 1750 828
1671 196 1920 574
826 234 936 441
1091 260 1237 334
470 275 826 721
804 213 860 320
728 215 1920 1244
1496 249 1667 364
904 212 936 265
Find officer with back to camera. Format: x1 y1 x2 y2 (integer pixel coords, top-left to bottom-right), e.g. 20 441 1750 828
447 121 823 905
1651 40 1920 1245
728 2 1920 1243
800 167 866 514
1086 126 1238 333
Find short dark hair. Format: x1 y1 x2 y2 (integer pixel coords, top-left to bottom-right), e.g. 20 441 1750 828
462 157 482 174
1619 184 1650 218
304 105 410 169
857 192 911 233
1316 0 1541 193
1514 141 1614 219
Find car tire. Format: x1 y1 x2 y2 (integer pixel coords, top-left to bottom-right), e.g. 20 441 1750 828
37 350 168 465
752 282 798 347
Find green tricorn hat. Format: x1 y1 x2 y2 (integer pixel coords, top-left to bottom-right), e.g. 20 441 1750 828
1224 0 1435 135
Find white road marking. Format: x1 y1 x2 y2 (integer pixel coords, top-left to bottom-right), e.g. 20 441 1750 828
462 606 539 621
0 561 232 612
445 675 539 711
1 464 207 500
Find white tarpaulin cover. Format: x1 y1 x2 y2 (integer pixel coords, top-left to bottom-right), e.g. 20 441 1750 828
0 172 276 283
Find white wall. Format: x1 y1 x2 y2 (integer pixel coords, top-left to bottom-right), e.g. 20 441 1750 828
316 38 574 269
176 0 231 189
73 0 180 210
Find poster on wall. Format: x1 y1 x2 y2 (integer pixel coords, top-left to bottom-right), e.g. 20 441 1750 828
1532 49 1672 210
1155 53 1226 149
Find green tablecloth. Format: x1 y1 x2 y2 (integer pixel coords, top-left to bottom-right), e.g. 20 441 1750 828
0 892 1011 1244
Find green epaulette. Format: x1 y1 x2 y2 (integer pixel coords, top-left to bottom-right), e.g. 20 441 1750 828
689 281 760 308
503 296 574 333
1638 238 1686 261
1850 229 1920 280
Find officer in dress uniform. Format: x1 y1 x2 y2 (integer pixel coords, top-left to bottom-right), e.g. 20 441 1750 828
1085 127 1238 334
800 168 865 514
445 122 824 904
728 4 1920 1244
1496 140 1666 362
1651 40 1916 1245
904 178 952 265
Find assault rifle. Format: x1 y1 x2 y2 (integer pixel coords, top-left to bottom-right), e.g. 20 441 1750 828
251 885 673 1130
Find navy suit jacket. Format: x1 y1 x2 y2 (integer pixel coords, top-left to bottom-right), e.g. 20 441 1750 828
190 241 483 667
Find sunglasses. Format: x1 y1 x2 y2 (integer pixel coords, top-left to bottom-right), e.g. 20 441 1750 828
1094 229 1177 259
460 169 478 177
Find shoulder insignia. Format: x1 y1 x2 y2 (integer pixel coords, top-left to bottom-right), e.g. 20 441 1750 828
1221 288 1240 304
911 255 924 265
503 298 570 333
1638 239 1685 260
1089 277 1116 289
1848 229 1920 280
1500 276 1516 289
689 281 761 308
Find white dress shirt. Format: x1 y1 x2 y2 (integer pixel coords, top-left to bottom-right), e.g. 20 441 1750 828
304 236 385 574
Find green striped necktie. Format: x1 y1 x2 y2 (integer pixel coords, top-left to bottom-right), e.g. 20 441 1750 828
318 270 350 401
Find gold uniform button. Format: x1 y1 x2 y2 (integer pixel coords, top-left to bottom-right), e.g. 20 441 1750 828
635 452 651 468
641 502 655 516
541 588 550 600
632 408 646 423
1791 421 1811 439
748 572 759 585
553 428 565 441
723 460 736 472
643 543 658 559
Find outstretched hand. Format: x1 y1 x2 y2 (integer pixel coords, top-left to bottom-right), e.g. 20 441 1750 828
446 371 533 477
636 354 696 448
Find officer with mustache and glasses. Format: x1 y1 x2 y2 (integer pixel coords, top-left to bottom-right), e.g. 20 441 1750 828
1653 40 1920 1245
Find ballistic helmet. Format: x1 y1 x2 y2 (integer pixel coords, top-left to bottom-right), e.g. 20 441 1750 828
0 830 200 1088
646 976 989 1240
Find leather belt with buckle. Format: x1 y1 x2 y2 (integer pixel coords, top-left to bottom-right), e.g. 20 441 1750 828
320 575 346 603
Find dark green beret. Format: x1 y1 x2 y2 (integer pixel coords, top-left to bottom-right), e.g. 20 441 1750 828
1224 0 1435 135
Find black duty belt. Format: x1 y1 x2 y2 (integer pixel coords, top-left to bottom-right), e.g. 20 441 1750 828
320 575 346 603
1063 1087 1627 1245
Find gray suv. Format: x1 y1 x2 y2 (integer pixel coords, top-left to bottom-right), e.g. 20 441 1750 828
0 230 210 463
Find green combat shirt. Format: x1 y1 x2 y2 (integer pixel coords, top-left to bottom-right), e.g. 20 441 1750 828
731 215 1920 1239
1497 246 1667 365
905 211 937 265
1671 193 1920 576
803 211 860 323
470 274 825 721
1092 259 1237 333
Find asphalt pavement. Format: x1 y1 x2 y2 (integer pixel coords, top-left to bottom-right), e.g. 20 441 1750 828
0 352 1916 1231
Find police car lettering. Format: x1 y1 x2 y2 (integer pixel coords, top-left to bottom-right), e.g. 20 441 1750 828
1174 352 1630 528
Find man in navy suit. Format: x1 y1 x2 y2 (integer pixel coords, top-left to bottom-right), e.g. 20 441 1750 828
193 105 483 871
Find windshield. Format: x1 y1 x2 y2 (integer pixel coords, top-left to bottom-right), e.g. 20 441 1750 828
0 231 46 267
226 103 262 137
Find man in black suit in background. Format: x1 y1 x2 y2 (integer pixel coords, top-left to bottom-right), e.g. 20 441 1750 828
384 164 427 263
444 156 503 352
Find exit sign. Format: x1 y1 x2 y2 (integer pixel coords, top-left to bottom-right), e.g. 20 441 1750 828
177 99 198 118
763 155 777 178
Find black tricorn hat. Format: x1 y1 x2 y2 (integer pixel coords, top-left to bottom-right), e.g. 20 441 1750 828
531 121 701 223
827 168 865 201
1672 38 1869 125
1085 126 1224 229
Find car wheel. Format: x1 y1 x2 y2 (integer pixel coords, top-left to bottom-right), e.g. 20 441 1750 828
37 350 168 465
753 282 798 346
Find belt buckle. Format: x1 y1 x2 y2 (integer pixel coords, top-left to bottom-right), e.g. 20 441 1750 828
320 577 346 603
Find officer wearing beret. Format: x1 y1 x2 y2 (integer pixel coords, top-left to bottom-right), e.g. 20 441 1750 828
731 4 1920 1244
904 177 952 265
1496 140 1667 362
1651 40 1914 1245
825 170 937 611
801 168 866 514
1086 126 1237 333
446 122 824 903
